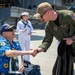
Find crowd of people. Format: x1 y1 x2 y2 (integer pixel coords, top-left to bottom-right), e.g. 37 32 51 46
0 1 75 75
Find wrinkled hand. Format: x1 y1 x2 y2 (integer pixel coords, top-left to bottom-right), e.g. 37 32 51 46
63 38 73 45
29 49 38 57
18 64 24 72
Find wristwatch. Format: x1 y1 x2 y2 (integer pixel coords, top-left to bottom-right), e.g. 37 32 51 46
36 49 40 53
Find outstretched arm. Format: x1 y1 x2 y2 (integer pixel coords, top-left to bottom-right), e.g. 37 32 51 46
5 50 36 57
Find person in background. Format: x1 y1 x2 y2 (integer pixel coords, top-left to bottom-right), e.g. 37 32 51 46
16 12 33 62
0 23 35 75
32 2 75 75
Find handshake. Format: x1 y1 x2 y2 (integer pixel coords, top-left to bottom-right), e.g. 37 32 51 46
29 48 44 57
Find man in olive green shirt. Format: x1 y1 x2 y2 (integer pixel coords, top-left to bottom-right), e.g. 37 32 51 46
33 2 75 54
33 2 75 75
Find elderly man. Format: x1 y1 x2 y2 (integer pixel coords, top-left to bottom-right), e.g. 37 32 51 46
33 2 75 75
16 12 33 62
0 23 35 75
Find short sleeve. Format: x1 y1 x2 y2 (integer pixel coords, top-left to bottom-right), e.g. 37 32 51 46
0 42 11 56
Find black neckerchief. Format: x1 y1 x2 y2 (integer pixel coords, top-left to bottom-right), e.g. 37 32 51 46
22 21 31 28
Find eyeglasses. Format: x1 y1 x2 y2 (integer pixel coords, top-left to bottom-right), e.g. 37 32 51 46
23 15 28 17
4 29 14 32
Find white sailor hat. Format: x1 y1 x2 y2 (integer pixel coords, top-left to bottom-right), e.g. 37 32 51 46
21 12 29 16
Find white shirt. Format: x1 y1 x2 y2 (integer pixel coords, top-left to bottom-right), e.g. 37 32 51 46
16 19 33 35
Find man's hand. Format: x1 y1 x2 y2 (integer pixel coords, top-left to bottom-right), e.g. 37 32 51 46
19 64 24 72
23 29 27 32
30 48 44 57
29 49 38 57
63 38 73 45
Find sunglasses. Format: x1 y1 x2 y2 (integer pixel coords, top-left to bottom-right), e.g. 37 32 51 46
3 29 14 32
40 11 47 18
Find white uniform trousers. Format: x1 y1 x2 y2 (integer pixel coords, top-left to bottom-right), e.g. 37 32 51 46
19 34 30 61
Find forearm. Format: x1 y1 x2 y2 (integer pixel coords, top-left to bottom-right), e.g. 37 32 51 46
5 50 31 57
38 41 52 52
38 28 53 52
16 29 24 34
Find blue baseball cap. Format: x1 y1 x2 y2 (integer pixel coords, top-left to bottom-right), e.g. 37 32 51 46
0 23 15 35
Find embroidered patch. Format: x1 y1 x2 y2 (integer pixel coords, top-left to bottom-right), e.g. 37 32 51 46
60 24 68 28
9 25 14 29
53 26 58 31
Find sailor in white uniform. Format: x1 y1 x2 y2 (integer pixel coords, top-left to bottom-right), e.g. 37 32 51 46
16 12 33 61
